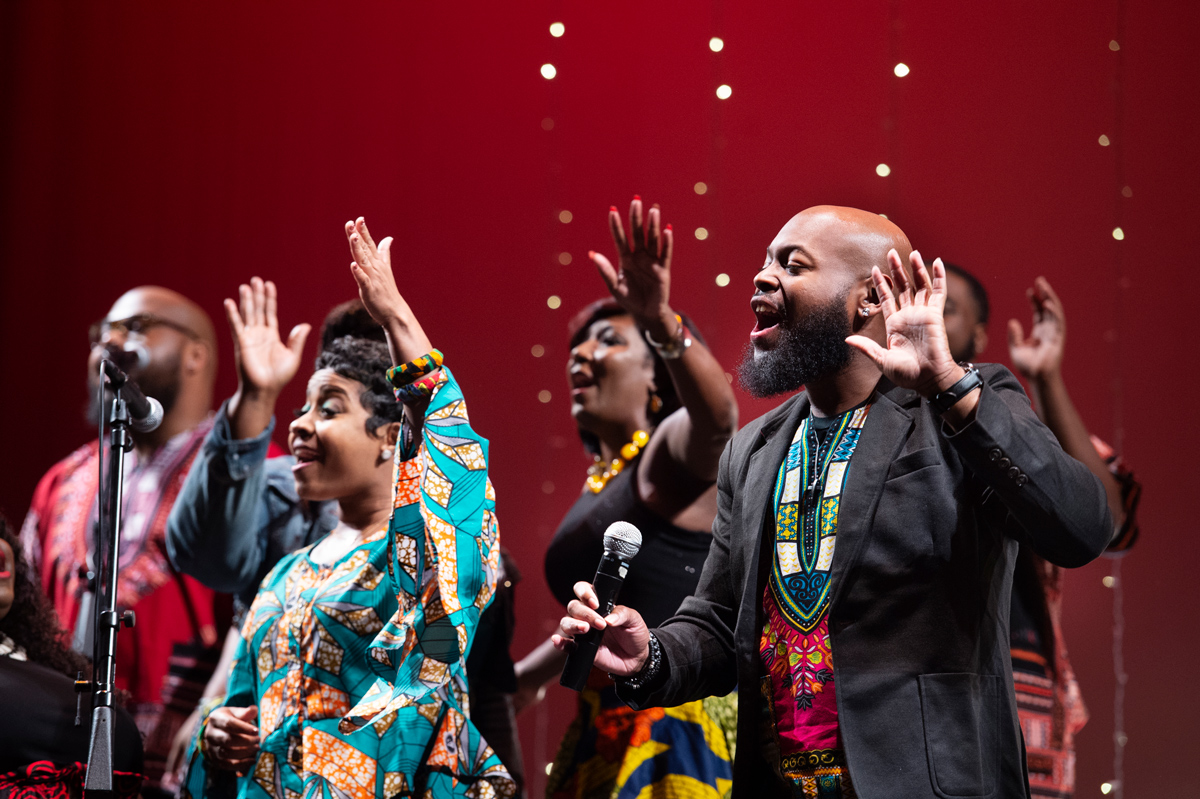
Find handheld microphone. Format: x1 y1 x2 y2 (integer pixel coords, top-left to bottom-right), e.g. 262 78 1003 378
560 521 642 691
101 360 164 433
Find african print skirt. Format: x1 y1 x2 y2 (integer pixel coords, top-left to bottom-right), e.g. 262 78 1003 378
547 680 735 799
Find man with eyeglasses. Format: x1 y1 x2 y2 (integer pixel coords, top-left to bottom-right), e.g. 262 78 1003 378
20 286 224 798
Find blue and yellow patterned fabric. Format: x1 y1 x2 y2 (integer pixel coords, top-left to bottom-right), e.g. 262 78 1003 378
183 366 514 799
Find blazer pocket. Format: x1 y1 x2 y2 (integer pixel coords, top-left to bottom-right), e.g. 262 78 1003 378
918 673 1000 798
885 446 942 480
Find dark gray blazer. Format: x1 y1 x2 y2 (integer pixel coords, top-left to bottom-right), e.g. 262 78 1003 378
617 365 1112 799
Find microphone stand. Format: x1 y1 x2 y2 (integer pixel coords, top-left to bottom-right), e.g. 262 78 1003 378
82 359 137 795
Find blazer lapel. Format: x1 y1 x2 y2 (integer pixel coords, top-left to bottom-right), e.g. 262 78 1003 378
828 382 917 610
740 393 810 614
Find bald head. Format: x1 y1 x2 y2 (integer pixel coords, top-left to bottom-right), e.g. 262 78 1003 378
107 286 218 357
776 206 912 284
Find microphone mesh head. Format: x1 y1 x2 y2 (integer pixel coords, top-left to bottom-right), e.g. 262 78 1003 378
602 521 642 560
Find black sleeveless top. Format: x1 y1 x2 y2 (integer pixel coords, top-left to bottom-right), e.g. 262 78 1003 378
544 457 714 629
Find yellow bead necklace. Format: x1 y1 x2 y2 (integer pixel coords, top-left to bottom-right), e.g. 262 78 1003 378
586 429 650 494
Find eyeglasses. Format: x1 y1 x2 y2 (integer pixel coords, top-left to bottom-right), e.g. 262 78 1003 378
88 313 201 347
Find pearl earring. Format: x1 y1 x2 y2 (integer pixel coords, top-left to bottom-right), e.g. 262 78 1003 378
381 448 394 461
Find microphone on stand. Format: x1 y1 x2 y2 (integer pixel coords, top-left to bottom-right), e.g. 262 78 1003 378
101 360 163 433
560 521 643 691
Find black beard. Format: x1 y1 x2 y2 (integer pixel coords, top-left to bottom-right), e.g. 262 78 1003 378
737 293 854 399
84 351 182 429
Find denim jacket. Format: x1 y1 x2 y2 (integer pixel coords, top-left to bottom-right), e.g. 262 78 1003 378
165 400 338 615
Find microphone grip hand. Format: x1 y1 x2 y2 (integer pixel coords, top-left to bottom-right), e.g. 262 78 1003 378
554 581 650 687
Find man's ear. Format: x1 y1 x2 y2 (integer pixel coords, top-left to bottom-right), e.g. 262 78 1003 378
182 340 210 377
972 325 989 359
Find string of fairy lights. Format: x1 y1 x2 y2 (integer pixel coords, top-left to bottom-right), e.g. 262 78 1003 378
527 9 1135 795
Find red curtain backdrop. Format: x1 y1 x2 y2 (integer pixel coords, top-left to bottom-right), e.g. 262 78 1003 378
2 2 1196 795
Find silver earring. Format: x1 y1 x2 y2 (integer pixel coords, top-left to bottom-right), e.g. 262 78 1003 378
381 448 394 461
860 308 871 318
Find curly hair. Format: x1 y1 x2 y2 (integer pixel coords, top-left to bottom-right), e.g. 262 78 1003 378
567 298 709 456
313 335 406 436
318 298 387 351
0 517 89 678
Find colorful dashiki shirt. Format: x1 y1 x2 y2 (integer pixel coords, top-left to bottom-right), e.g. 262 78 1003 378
759 405 870 798
19 416 223 790
547 675 736 799
1012 435 1141 799
183 367 514 799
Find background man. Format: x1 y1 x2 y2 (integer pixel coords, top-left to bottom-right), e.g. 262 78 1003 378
942 265 1141 799
553 207 1114 797
21 286 225 796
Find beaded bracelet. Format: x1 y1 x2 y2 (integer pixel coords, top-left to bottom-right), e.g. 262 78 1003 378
386 349 444 388
613 631 663 691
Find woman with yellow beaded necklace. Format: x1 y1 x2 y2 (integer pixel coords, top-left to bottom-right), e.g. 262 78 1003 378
516 197 740 799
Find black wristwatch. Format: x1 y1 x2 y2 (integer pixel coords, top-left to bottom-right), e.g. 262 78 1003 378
929 364 983 415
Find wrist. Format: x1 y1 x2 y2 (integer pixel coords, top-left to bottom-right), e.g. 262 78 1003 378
919 363 966 400
636 307 678 343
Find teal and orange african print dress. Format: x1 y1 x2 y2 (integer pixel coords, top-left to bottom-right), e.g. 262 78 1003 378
183 366 515 799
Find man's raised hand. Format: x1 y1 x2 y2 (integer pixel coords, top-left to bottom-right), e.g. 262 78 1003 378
846 249 962 398
552 581 651 677
590 197 677 338
223 277 310 400
1008 276 1066 381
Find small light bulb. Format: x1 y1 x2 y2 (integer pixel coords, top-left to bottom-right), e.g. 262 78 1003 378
716 84 732 100
1109 40 1120 51
541 117 554 131
724 372 733 383
1112 227 1125 241
547 295 562 309
545 763 554 776
715 273 730 287
1101 782 1113 795
558 251 572 265
879 213 889 219
542 481 555 494
540 63 557 80
709 37 724 52
558 210 573 224
695 227 709 240
893 62 910 77
538 390 552 403
876 163 892 177
1102 575 1116 588
694 181 708 195
1121 185 1133 198
549 22 565 38
531 344 545 358
1099 134 1111 146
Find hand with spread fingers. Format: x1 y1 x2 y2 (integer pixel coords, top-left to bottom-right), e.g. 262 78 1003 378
203 705 260 776
551 580 651 677
1007 276 1066 381
846 249 964 399
344 217 433 365
223 277 311 439
590 197 679 341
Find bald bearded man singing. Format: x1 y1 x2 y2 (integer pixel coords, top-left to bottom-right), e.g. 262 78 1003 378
21 287 225 796
553 208 1113 798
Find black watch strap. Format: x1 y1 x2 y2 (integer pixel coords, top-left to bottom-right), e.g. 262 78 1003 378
930 365 983 415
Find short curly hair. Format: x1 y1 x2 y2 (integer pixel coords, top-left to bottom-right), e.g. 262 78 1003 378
0 517 88 679
313 335 405 436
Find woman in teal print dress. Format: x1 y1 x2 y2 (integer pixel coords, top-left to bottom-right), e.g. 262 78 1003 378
184 218 515 799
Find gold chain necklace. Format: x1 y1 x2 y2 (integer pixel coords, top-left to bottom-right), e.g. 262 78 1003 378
586 429 649 493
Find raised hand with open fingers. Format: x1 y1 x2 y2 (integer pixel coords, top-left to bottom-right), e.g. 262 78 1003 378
223 276 310 399
590 197 677 338
344 217 432 365
845 249 962 398
1007 276 1066 380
